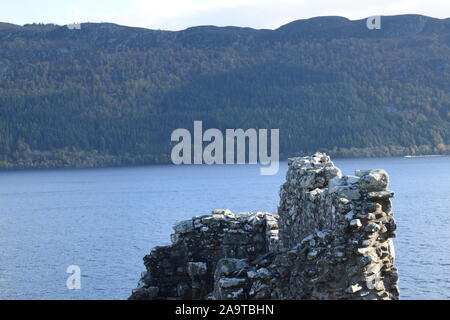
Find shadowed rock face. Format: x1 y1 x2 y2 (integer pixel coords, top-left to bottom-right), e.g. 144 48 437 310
129 153 399 300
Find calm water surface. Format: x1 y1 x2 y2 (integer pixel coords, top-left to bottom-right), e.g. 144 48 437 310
0 156 449 299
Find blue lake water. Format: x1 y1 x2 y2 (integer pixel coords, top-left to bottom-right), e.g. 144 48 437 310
0 156 449 300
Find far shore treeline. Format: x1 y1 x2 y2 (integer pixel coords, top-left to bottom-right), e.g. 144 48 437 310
0 15 449 169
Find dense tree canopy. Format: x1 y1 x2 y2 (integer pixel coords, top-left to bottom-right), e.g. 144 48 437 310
0 15 449 169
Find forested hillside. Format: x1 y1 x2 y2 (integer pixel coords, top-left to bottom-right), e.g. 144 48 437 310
0 15 449 169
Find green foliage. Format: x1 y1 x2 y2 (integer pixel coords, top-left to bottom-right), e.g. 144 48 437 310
0 16 449 169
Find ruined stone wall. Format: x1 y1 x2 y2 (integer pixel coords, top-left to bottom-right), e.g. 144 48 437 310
130 210 279 300
278 153 342 248
271 153 399 299
130 153 399 300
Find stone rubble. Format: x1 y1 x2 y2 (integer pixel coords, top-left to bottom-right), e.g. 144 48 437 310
129 153 399 300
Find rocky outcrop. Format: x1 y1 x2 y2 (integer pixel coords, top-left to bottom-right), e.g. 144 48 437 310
130 153 399 300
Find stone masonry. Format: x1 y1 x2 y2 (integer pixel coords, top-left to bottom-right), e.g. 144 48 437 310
129 153 399 300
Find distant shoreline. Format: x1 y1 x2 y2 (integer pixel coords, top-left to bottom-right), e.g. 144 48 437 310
403 154 446 158
1 151 449 172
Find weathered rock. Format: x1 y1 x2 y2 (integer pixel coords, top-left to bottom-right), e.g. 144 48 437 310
129 153 399 300
173 219 194 234
356 169 389 191
187 262 207 277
